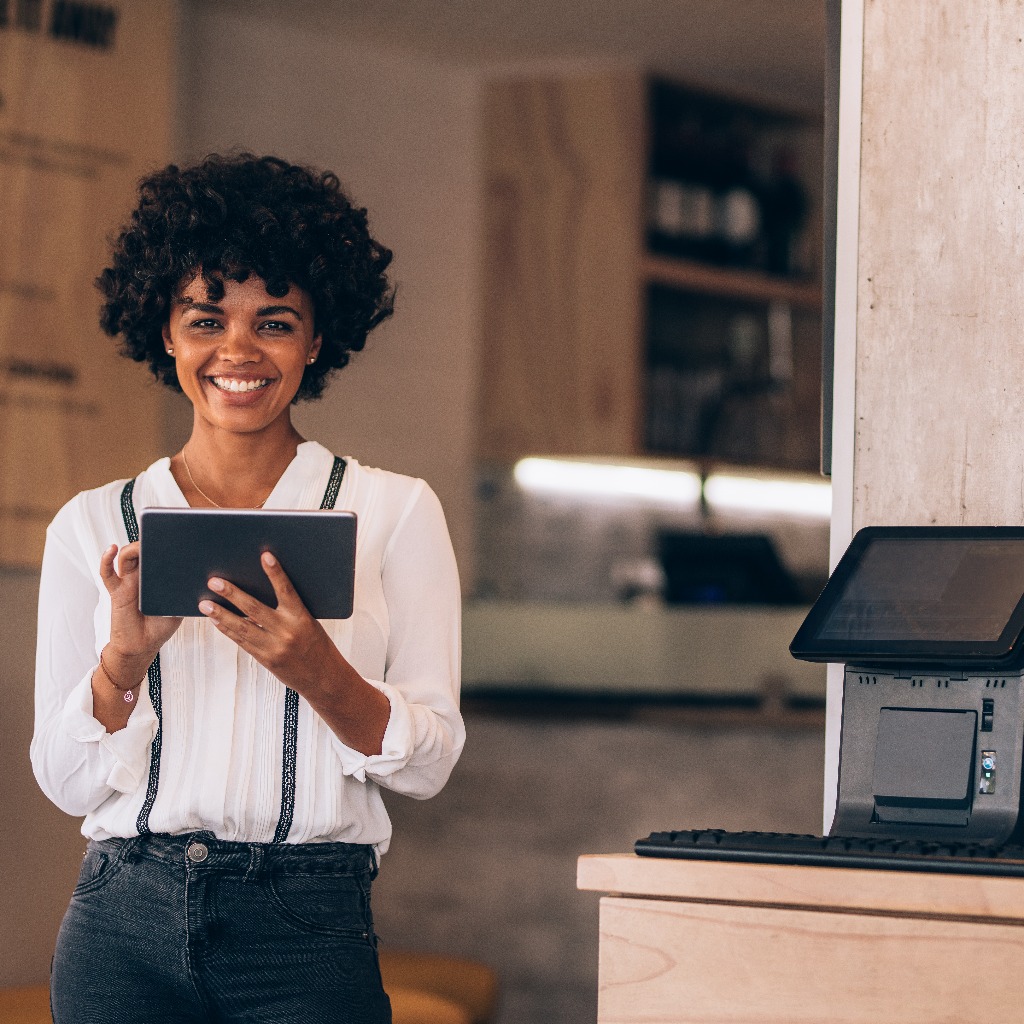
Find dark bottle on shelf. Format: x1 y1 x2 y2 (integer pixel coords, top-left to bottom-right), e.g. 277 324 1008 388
716 133 763 269
758 147 808 276
647 84 766 270
646 111 717 262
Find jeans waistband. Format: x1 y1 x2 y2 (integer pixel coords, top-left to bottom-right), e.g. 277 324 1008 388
92 832 377 878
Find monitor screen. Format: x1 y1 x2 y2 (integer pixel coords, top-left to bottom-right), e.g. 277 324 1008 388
791 527 1024 665
658 532 802 605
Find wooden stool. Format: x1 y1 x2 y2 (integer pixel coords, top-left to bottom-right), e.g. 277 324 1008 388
0 986 50 1024
389 987 471 1024
380 950 499 1024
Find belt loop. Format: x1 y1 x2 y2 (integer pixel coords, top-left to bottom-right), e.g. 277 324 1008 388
120 835 142 864
244 843 265 883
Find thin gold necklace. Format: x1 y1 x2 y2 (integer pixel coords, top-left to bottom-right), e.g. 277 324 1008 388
180 447 272 509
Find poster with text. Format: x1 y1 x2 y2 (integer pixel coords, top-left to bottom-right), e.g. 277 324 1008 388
0 0 173 567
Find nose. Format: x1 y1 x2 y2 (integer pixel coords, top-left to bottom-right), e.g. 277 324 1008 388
216 324 262 363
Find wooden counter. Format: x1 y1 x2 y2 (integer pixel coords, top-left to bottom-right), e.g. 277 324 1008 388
578 853 1024 1023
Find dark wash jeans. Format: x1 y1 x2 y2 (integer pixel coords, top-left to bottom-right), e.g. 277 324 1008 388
51 832 392 1024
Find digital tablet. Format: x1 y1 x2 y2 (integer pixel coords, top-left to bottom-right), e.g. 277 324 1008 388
138 508 357 618
790 525 1024 667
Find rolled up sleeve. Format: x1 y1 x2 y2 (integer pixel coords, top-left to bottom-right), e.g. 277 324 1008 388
331 483 465 798
59 671 158 794
30 507 154 818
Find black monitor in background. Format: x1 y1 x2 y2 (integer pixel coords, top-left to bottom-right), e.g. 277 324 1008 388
659 531 803 606
791 526 1024 844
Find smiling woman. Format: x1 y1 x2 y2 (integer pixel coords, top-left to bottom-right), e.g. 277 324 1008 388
30 155 464 1024
98 154 393 399
163 274 323 507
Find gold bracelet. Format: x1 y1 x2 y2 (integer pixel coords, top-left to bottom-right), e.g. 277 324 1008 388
99 649 139 704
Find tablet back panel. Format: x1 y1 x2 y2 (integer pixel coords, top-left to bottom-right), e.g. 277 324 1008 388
139 508 356 618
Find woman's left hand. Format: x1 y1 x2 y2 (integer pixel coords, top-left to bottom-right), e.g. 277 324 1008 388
200 552 332 691
199 552 389 755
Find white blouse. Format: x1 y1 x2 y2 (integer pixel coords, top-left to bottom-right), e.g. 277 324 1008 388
31 441 464 856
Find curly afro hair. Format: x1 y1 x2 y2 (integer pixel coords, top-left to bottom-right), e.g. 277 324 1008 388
96 153 394 401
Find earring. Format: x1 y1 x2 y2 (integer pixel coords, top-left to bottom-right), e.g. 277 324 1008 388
307 356 316 364
166 347 174 356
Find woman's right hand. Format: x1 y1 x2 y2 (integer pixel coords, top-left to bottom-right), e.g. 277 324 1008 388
99 541 182 680
91 543 181 733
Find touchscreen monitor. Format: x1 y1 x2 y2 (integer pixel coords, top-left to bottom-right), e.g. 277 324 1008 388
790 526 1024 666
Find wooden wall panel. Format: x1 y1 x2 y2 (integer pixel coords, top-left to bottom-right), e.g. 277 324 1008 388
0 2 173 566
854 0 1024 529
478 75 645 461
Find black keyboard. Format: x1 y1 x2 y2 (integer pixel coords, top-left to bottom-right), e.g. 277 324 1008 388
635 829 1024 876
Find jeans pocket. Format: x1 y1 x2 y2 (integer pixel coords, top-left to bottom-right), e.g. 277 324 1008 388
71 844 123 897
267 871 374 941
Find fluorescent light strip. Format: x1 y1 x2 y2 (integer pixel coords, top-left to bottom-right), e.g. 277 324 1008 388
704 474 832 518
514 457 832 517
513 458 701 505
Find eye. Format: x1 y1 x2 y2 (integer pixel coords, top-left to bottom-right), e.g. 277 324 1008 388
260 320 294 332
188 318 221 330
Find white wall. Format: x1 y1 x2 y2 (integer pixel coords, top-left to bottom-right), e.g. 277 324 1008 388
173 1 483 585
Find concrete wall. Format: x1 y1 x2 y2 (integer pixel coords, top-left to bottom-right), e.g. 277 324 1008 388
853 1 1024 529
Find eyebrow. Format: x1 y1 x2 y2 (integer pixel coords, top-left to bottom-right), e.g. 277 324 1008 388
177 299 305 320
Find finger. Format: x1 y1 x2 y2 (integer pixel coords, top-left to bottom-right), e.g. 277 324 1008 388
199 599 266 648
260 552 301 609
116 541 141 578
99 544 119 590
198 602 272 667
205 577 270 625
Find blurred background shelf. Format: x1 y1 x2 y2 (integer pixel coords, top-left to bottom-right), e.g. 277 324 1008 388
642 253 822 309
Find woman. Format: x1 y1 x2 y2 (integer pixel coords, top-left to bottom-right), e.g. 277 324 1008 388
31 154 464 1023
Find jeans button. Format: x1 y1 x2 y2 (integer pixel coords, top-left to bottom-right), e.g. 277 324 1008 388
187 841 209 863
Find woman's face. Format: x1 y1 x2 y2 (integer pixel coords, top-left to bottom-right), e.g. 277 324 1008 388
162 272 321 439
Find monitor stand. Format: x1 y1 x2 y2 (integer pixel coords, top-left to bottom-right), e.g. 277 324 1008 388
832 666 1024 844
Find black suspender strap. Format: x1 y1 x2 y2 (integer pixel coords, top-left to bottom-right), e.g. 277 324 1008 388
272 455 346 844
119 479 164 836
120 455 346 843
320 453 346 512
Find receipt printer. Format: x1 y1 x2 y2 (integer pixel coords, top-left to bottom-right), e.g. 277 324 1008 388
791 527 1024 844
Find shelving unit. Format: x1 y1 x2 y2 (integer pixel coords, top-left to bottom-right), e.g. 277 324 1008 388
476 73 823 473
641 78 824 473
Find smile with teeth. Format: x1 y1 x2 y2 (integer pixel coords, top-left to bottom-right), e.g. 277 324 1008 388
210 377 272 393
